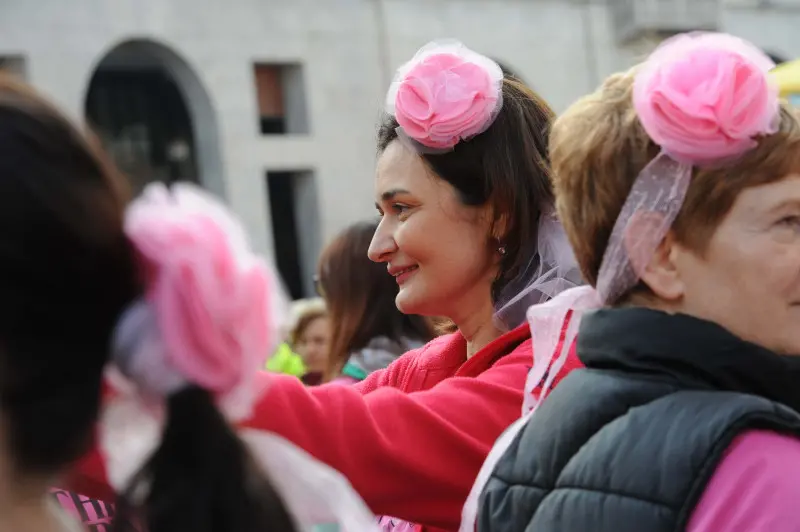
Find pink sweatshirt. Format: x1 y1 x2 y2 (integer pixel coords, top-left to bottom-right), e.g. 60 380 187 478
51 488 113 528
688 430 800 531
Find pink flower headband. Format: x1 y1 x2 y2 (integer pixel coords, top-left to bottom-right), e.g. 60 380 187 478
111 182 281 419
461 32 780 531
101 183 378 530
385 40 504 152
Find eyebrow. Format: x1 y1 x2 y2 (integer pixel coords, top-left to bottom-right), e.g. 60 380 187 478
380 188 411 201
768 197 800 213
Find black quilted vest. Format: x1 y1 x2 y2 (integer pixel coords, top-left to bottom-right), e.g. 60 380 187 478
478 308 800 532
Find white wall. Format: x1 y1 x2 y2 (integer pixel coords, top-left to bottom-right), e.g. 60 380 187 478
1 0 799 284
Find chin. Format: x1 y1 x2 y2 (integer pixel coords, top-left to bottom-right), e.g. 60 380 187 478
395 296 416 315
395 289 426 316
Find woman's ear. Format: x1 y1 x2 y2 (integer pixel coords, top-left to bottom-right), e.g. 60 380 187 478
490 211 510 242
623 211 685 301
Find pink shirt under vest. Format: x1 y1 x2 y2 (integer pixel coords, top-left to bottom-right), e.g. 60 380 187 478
688 430 800 531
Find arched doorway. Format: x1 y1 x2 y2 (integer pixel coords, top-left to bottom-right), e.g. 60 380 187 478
84 39 223 195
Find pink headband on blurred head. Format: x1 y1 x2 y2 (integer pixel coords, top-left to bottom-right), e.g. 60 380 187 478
102 183 378 531
461 32 780 531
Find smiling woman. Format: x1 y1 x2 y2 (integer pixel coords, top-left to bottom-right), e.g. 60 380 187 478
370 144 499 344
71 41 583 532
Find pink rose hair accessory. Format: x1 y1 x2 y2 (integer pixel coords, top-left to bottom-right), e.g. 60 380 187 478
101 182 379 531
113 182 283 420
633 32 779 165
385 40 504 153
460 32 781 532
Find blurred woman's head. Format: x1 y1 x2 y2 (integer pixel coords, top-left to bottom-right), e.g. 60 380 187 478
369 42 565 334
0 75 139 484
0 75 298 532
290 299 330 373
551 33 800 355
319 220 434 379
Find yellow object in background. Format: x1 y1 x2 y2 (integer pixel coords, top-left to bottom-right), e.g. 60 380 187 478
266 342 307 377
771 59 800 106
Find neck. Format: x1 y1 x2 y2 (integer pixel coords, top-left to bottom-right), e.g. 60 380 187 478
0 437 70 532
0 479 69 532
451 294 502 358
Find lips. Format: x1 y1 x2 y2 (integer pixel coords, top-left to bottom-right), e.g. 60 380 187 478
389 265 418 277
389 264 419 285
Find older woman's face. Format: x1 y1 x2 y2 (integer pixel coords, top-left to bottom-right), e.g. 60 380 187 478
674 174 800 355
368 141 497 322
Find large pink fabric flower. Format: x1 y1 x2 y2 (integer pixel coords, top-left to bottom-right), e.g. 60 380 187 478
124 183 275 397
386 40 503 150
633 32 779 164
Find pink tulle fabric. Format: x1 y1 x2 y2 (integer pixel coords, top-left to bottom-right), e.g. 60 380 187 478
633 32 779 163
460 33 780 532
124 183 273 397
386 40 504 151
102 183 378 531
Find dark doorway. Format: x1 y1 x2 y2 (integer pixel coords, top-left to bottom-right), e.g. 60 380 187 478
267 172 305 299
85 67 198 194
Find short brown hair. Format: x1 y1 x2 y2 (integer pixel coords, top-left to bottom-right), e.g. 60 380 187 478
551 68 800 289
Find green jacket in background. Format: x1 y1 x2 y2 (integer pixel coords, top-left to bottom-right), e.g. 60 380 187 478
265 342 306 377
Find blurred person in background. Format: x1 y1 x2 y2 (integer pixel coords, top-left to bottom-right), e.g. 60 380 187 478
317 219 435 384
71 40 582 532
265 298 329 380
0 74 374 532
291 298 332 385
0 78 284 532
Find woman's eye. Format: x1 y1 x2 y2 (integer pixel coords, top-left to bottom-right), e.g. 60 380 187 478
778 215 800 228
391 203 409 215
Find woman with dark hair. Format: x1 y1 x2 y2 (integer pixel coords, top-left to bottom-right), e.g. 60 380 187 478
0 75 371 532
318 219 435 384
72 40 583 532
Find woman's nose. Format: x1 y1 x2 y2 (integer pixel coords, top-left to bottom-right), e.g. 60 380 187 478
368 220 397 263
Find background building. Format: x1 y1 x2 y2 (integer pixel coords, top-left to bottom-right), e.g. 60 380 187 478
1 0 797 298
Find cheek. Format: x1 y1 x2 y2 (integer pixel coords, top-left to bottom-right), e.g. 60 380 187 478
688 239 800 317
394 208 493 287
758 243 800 296
729 235 800 289
394 214 451 263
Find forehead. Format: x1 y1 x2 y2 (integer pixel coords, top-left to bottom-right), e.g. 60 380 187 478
375 141 435 196
729 173 800 216
305 315 329 332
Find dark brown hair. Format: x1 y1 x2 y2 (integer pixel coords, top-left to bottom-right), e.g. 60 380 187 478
318 220 435 380
0 75 296 532
377 77 556 317
550 69 800 290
